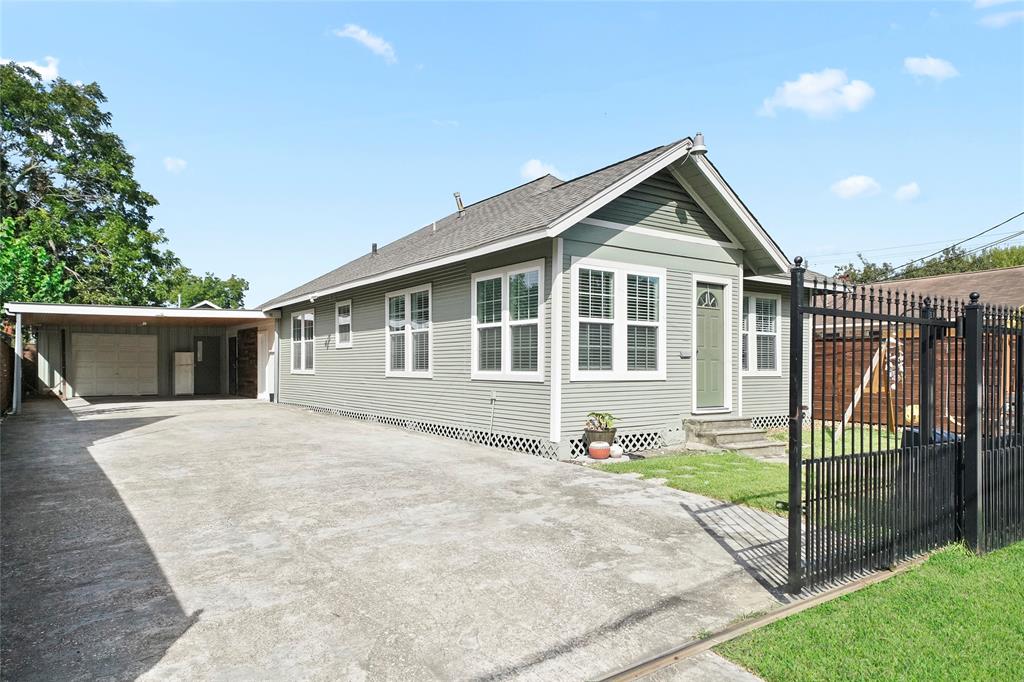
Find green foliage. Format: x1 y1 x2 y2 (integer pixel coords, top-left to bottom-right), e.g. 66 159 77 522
156 266 249 309
0 217 70 312
598 452 789 514
834 244 1024 284
0 62 246 308
585 411 618 430
718 541 1024 681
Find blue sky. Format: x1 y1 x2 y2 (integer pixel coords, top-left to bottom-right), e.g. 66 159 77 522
4 1 1023 305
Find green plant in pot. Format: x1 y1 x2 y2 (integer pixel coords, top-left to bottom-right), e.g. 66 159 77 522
584 412 618 446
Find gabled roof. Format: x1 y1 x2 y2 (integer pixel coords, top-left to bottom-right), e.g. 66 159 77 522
262 138 790 310
189 299 222 309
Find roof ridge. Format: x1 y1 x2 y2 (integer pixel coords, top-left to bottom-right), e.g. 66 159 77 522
464 173 562 209
533 139 686 194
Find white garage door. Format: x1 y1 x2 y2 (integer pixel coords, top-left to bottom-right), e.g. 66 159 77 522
71 333 159 397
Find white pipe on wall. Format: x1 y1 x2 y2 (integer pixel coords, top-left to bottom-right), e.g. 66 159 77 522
12 313 23 415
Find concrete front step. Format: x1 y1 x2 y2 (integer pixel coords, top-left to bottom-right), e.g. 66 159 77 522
714 428 770 446
684 417 752 435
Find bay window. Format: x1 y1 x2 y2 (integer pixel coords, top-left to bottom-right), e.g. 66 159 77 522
471 259 544 381
385 285 432 377
570 258 666 381
290 309 315 374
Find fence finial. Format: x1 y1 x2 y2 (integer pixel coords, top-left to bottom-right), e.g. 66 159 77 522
794 256 804 267
969 291 981 304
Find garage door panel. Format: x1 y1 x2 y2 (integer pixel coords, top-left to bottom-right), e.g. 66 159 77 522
72 333 159 397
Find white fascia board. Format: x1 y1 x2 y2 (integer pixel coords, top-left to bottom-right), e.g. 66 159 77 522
262 229 548 311
5 302 272 319
545 139 695 240
690 155 791 273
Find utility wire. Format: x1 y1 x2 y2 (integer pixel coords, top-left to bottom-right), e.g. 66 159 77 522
882 210 1024 275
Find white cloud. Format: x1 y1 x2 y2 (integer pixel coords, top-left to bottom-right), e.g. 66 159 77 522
4 56 59 81
974 0 1016 8
978 9 1024 27
893 182 921 201
163 157 187 174
760 68 875 118
520 159 561 181
332 24 397 64
831 175 881 199
431 119 460 128
904 56 959 81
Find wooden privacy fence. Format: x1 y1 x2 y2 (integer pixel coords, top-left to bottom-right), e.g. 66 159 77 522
787 259 1023 591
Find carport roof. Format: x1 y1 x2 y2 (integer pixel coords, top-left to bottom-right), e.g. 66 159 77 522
4 302 275 327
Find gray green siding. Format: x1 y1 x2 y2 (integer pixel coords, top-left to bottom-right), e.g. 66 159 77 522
557 222 743 446
276 241 553 441
589 169 729 242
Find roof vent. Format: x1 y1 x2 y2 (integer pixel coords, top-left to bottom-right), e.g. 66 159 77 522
454 192 465 217
371 242 378 255
691 132 707 155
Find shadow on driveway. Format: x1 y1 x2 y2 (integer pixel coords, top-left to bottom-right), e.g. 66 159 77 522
1 398 200 681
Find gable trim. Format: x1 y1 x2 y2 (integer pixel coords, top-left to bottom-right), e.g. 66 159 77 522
577 217 743 250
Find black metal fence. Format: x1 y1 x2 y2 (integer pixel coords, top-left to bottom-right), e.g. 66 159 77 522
787 259 1024 591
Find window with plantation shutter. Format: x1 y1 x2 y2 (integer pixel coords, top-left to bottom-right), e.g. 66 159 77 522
385 285 431 377
742 293 780 375
471 260 544 381
571 258 666 381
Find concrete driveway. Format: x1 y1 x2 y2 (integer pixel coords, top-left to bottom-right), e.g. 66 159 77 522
1 398 786 680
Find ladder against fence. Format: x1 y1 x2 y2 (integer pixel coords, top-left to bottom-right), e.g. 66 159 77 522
787 258 1024 592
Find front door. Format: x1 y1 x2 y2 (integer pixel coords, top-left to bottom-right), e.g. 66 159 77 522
193 335 221 395
695 283 726 409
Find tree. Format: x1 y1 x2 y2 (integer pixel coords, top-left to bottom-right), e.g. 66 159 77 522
156 266 249 309
0 217 70 307
835 244 1024 283
0 62 247 309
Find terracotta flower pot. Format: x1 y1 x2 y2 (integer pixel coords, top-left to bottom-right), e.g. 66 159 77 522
588 441 611 459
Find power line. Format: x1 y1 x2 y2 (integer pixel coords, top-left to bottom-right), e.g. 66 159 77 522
811 230 1022 263
882 210 1024 274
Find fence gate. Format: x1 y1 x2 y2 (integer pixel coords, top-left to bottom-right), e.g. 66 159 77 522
787 259 1024 591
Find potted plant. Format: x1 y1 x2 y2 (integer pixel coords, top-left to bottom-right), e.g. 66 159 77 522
583 412 618 447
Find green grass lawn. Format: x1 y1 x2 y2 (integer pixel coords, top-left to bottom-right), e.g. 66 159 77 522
717 541 1024 681
597 452 788 515
768 426 901 458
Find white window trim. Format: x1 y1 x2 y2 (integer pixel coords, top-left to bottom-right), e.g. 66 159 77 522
290 309 315 375
742 292 782 377
384 283 433 378
335 299 353 349
691 274 733 414
470 259 546 383
569 256 667 382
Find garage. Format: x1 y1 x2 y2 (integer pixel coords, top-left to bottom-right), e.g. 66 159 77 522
71 333 158 396
4 302 280 408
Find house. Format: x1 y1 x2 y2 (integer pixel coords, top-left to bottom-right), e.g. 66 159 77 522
259 136 808 458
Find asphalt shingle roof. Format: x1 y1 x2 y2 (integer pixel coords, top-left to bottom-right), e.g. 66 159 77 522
262 142 680 308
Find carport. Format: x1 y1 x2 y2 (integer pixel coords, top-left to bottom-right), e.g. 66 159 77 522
5 303 279 412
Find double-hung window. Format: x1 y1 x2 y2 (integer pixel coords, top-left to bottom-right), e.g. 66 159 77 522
335 300 353 348
290 309 315 374
471 260 544 381
385 285 432 377
742 293 780 375
570 258 666 381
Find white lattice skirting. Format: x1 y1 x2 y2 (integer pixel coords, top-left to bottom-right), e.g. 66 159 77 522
568 431 666 459
283 402 561 459
750 414 811 431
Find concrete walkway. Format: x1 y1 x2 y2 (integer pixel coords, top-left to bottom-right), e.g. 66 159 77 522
1 398 783 680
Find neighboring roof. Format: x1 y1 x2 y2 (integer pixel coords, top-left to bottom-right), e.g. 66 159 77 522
5 302 274 327
189 300 222 309
871 266 1024 308
261 137 791 310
